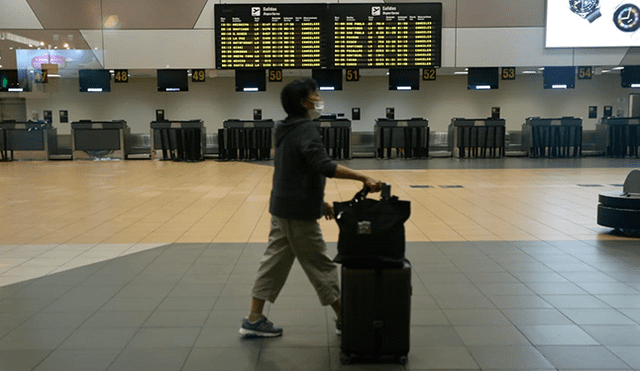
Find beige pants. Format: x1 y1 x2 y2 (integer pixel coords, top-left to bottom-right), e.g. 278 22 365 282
252 215 340 306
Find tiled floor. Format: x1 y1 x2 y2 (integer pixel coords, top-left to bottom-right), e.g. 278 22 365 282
1 158 640 370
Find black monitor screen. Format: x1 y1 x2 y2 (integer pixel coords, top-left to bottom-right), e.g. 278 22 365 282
0 69 30 92
235 69 266 92
312 69 342 91
157 69 189 92
543 66 575 89
389 68 419 91
621 66 640 88
79 69 111 92
468 67 499 90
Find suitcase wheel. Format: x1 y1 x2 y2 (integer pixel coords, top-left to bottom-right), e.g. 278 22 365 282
399 355 408 365
340 353 354 365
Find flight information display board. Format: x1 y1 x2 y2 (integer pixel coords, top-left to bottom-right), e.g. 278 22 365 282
330 3 442 68
214 3 442 69
215 4 327 69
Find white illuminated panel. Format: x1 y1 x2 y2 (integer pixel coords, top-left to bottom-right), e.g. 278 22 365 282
546 0 640 47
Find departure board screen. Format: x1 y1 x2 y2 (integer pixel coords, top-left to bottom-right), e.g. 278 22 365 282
329 3 442 68
215 4 327 69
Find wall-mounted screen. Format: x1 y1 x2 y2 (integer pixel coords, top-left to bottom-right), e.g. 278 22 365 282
467 67 499 90
329 3 442 68
0 69 31 92
214 3 442 69
312 69 342 91
235 69 266 92
389 68 419 91
543 67 576 89
546 0 640 47
621 66 640 88
157 69 188 92
79 69 111 93
215 4 327 69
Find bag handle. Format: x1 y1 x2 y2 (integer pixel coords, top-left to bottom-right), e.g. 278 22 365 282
351 185 371 204
351 183 392 204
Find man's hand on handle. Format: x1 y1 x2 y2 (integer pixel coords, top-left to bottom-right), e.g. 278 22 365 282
324 202 335 220
364 176 383 193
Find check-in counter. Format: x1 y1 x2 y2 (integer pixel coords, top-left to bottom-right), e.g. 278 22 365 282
0 121 57 160
71 120 129 160
522 117 582 158
449 118 505 158
219 119 274 161
375 118 429 159
150 120 205 162
596 117 640 158
315 118 351 160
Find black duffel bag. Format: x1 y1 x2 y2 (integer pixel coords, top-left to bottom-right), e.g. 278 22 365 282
333 185 410 267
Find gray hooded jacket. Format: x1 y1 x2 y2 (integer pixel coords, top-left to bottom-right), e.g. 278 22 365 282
269 116 338 220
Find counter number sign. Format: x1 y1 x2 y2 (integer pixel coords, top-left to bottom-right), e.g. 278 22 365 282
192 69 206 82
346 69 359 81
423 68 436 81
114 70 129 83
34 69 48 84
578 66 592 80
269 69 283 82
502 67 516 80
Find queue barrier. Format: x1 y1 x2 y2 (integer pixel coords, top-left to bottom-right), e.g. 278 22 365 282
316 118 351 160
220 120 274 161
522 117 582 158
375 118 429 159
449 118 505 158
596 117 640 158
150 120 205 162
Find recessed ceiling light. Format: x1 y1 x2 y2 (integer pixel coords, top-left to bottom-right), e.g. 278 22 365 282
613 66 624 70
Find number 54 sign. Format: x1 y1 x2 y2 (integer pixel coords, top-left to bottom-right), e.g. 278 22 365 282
578 66 592 80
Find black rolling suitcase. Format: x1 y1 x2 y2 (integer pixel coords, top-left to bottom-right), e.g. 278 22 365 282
334 184 412 365
340 260 411 365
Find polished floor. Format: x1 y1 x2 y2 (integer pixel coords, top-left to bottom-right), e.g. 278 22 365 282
1 157 640 370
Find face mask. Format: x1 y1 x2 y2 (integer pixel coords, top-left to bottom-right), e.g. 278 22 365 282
308 100 324 120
